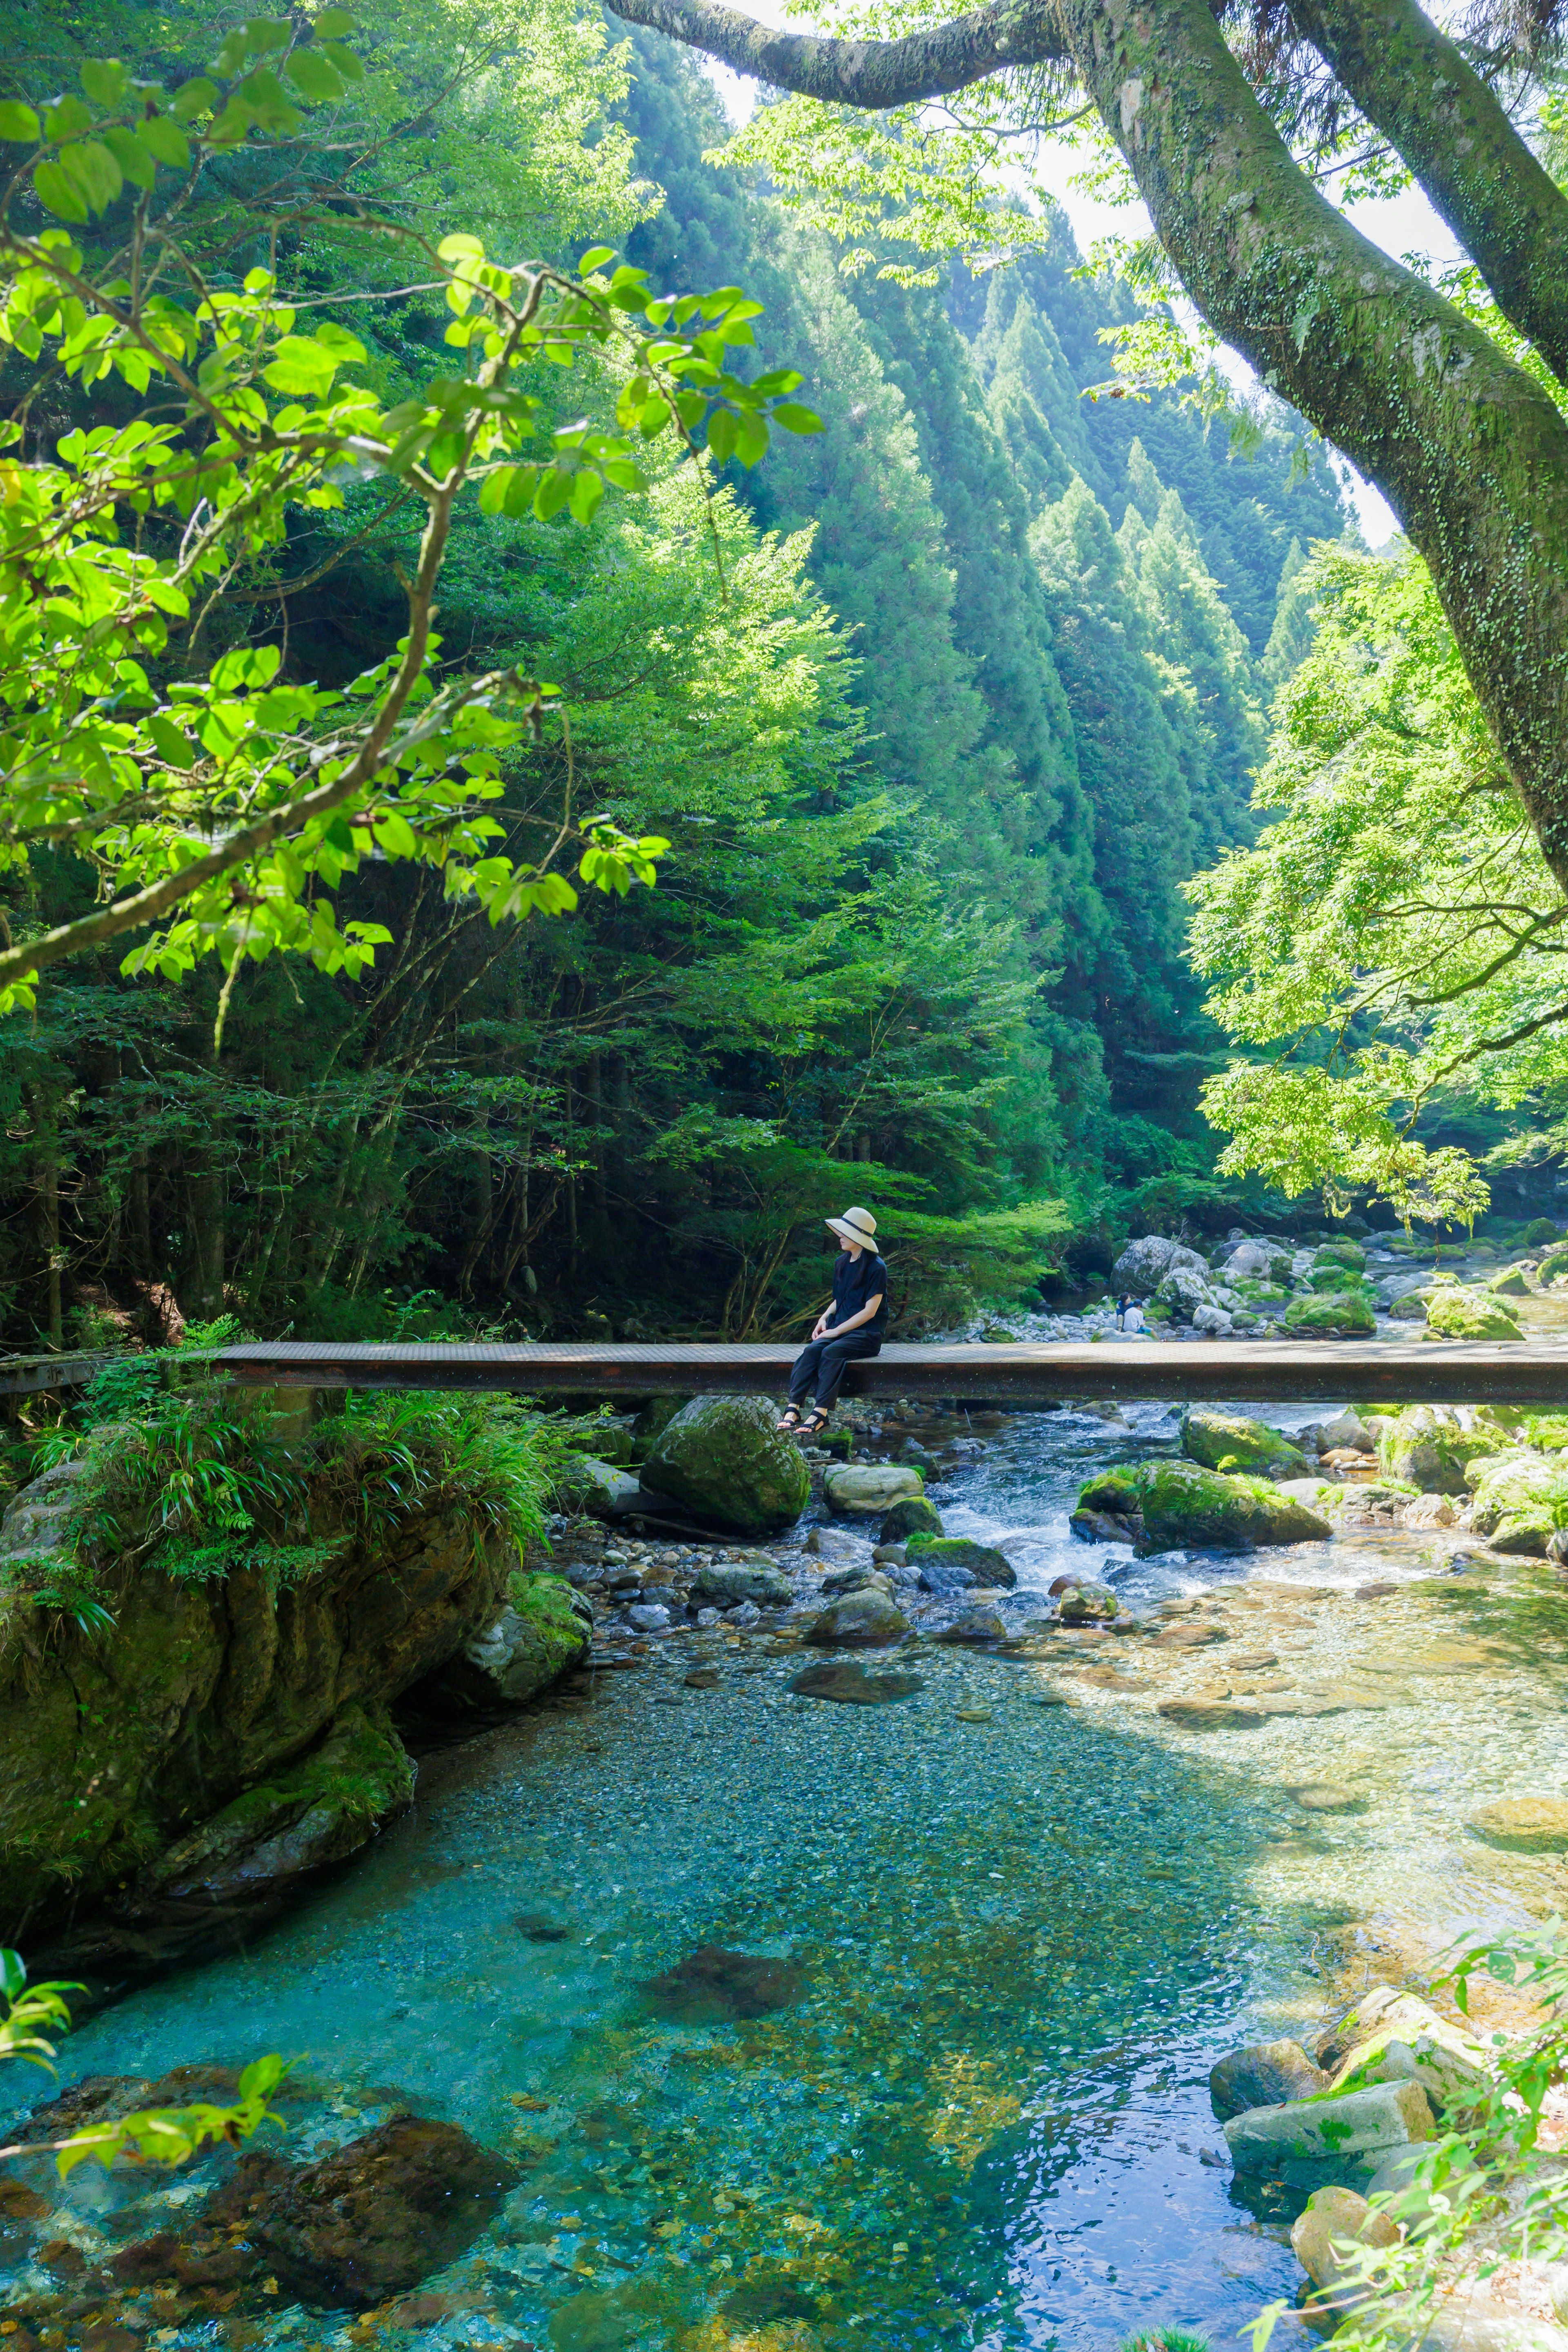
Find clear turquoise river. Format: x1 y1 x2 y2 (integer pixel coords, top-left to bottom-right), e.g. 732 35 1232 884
4 1401 1566 2352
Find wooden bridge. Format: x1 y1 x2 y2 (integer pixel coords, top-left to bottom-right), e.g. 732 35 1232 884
209 1336 1568 1408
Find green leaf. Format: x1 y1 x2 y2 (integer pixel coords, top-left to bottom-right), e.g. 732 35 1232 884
234 66 301 129
284 47 345 102
314 4 356 29
316 40 364 81
33 158 88 221
577 245 615 272
102 124 155 189
169 76 218 122
0 101 41 141
372 811 419 858
706 408 739 468
147 714 196 770
58 138 123 212
210 644 281 690
79 57 129 107
735 408 769 468
42 96 93 141
769 401 823 435
533 468 572 520
261 334 338 395
137 114 189 167
567 469 603 525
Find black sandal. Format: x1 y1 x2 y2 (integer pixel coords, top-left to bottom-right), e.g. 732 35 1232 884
776 1407 804 1432
797 1409 831 1439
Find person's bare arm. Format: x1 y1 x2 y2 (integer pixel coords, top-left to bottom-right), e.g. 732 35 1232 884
825 1292 883 1337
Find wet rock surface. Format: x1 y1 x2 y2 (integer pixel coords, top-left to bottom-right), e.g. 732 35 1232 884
644 1945 807 2020
1209 2039 1330 2119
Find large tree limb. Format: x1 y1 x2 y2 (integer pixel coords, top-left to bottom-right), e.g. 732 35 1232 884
608 0 1065 105
1052 0 1568 889
1287 0 1568 383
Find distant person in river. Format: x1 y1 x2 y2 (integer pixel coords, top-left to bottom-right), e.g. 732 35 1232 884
1116 1294 1131 1330
777 1206 888 1440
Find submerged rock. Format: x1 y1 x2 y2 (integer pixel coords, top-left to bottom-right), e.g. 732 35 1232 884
906 1534 1015 1588
822 1464 923 1518
1470 1795 1568 1851
1180 1408 1309 1479
644 1945 806 2020
804 1589 910 1646
1158 1697 1269 1730
787 1662 924 1705
1210 2039 1329 2120
203 2116 517 2309
1224 2078 1435 2183
1057 1584 1119 1624
640 1396 811 1536
1075 1459 1331 1557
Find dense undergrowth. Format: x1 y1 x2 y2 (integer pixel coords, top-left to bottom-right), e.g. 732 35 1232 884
0 1325 567 1637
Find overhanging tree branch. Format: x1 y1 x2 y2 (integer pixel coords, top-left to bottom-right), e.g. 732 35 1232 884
607 0 1066 105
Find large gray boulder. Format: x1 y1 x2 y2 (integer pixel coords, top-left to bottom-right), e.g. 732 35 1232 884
1225 2079 1435 2183
640 1394 811 1536
1112 1234 1209 1298
1153 1263 1219 1323
822 1463 923 1518
1210 2039 1329 2119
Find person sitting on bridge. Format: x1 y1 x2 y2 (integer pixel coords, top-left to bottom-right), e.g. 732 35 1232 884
777 1206 888 1439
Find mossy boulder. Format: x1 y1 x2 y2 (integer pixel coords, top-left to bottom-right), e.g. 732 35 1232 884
639 1394 811 1535
1377 1405 1514 1493
1537 1243 1568 1284
1306 1263 1367 1294
630 1394 692 1461
411 1572 592 1715
137 1699 415 1904
906 1534 1016 1588
1075 1459 1331 1557
1425 1286 1523 1341
0 1438 546 1940
1465 1454 1568 1554
1314 1239 1367 1272
552 1452 641 1520
878 1494 943 1546
1487 1263 1534 1297
1180 1408 1309 1479
1283 1290 1377 1336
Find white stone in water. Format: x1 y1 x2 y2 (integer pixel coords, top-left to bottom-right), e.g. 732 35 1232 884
628 1604 670 1633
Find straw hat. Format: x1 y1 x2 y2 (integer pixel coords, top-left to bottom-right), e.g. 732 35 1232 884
826 1205 878 1250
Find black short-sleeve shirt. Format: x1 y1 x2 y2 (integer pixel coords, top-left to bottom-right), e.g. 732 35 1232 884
832 1250 888 1337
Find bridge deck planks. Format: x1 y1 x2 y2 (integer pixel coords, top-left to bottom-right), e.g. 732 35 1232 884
215 1336 1568 1407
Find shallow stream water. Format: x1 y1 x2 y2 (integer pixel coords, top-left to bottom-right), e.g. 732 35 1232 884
5 1401 1568 2352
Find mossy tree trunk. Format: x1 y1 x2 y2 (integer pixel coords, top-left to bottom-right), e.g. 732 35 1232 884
610 0 1568 889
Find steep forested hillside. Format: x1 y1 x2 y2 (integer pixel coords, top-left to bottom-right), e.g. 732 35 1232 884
0 2 1350 1353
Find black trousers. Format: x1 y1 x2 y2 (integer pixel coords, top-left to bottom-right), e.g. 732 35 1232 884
788 1332 882 1410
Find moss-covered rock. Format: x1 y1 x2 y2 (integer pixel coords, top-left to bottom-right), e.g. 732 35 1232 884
878 1494 943 1546
553 1452 642 1519
1537 1243 1568 1284
1465 1454 1568 1554
412 1573 592 1715
138 1699 415 1904
1425 1286 1524 1341
0 1407 574 1940
905 1534 1016 1588
1487 1263 1534 1297
1376 1405 1514 1493
639 1394 811 1535
1315 1239 1368 1272
1075 1459 1331 1557
1180 1408 1309 1479
1306 1263 1367 1293
1283 1290 1377 1336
